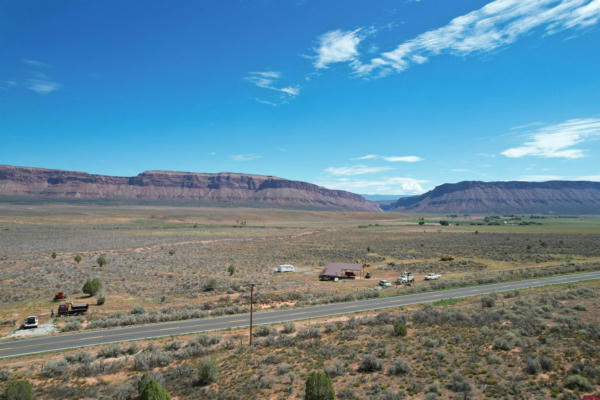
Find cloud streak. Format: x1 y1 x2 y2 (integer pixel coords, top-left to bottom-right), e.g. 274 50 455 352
231 153 262 161
22 58 49 67
246 71 299 105
318 176 427 195
356 154 423 162
315 0 600 76
502 118 600 159
26 79 62 94
324 165 393 176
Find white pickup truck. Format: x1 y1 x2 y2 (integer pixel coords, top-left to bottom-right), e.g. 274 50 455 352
397 272 415 284
424 273 442 280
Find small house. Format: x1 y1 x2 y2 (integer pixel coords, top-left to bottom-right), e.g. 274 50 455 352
319 263 363 281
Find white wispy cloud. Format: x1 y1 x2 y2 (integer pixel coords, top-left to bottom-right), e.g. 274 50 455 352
254 98 279 107
502 118 600 159
518 174 565 181
246 71 299 105
18 59 63 94
324 165 393 176
313 28 374 69
0 80 17 90
577 175 600 181
318 176 427 195
231 153 262 161
450 168 472 173
324 0 600 76
22 58 49 67
516 174 600 181
26 79 62 94
356 154 423 162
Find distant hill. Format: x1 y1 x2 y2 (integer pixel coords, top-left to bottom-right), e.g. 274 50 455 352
386 181 600 214
0 165 380 212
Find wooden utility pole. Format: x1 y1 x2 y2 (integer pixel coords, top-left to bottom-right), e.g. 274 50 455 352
249 283 255 346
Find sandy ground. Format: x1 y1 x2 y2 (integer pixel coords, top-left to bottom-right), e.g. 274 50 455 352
4 322 57 339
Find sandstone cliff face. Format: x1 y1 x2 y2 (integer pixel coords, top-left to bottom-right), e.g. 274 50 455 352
0 165 380 211
388 181 600 214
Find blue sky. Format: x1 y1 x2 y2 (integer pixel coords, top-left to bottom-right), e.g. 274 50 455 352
1 0 600 195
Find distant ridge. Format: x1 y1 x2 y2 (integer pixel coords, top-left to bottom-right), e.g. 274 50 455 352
0 165 380 212
386 180 600 214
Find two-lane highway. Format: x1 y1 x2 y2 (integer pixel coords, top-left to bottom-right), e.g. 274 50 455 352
1 271 599 358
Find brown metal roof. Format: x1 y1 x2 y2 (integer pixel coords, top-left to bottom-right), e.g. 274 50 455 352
319 263 363 277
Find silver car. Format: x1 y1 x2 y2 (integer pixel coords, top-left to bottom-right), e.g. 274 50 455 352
24 316 38 329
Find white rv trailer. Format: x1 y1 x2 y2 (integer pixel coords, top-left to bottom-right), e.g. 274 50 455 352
275 264 295 273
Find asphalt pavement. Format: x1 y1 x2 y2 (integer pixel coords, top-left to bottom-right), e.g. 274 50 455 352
1 271 599 358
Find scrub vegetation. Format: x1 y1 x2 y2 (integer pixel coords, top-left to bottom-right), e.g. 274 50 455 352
1 280 599 399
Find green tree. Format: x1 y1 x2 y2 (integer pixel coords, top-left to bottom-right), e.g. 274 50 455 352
227 265 235 276
1 380 33 400
96 256 107 267
305 371 334 400
168 249 175 256
439 220 449 226
137 374 170 400
197 357 219 386
51 252 57 259
393 322 407 337
82 278 103 297
74 255 82 264
203 279 217 292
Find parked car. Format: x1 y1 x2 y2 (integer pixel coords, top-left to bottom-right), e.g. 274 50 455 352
379 279 392 287
424 273 442 280
23 316 38 329
397 272 414 284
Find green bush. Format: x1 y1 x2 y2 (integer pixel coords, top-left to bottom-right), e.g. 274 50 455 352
393 322 407 337
305 371 334 400
96 256 107 267
446 372 471 393
1 380 33 400
493 338 511 351
51 252 57 259
227 265 235 276
387 359 411 375
197 357 218 386
137 374 170 400
357 354 382 373
539 355 553 371
41 360 69 377
203 279 217 292
481 296 496 308
565 374 593 391
524 355 541 375
82 278 102 297
282 321 296 334
131 305 146 315
74 255 82 264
